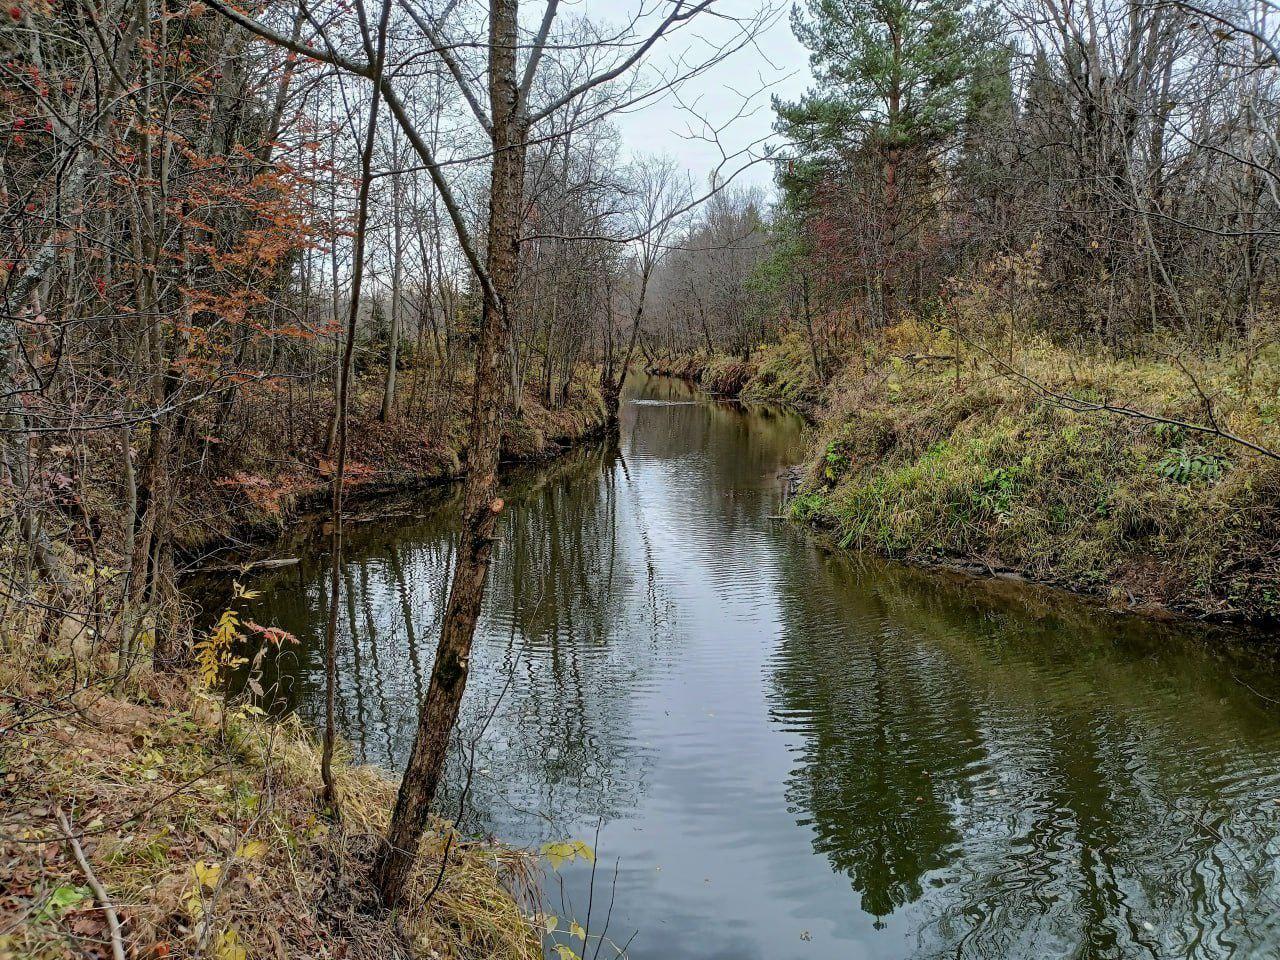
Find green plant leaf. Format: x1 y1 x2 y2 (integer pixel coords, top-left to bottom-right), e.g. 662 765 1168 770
38 884 89 920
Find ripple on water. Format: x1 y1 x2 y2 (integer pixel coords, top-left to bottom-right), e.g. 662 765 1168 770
226 376 1280 960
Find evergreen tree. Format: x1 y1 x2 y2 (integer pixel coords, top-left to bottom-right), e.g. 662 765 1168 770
776 0 991 321
777 0 983 156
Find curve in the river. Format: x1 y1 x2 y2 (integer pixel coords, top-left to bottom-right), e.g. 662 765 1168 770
227 374 1280 960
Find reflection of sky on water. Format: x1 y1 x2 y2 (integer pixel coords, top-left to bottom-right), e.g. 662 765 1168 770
228 375 1280 960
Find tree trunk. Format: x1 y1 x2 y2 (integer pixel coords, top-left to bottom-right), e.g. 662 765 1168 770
380 157 404 422
373 0 522 907
321 23 385 802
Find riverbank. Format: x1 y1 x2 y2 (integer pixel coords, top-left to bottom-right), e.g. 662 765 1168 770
794 321 1280 622
0 614 543 959
176 366 609 561
652 324 1280 623
646 334 822 414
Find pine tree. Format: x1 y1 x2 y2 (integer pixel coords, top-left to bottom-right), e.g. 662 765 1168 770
777 0 981 155
776 0 990 321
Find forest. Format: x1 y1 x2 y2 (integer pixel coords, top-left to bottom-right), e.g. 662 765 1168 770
1 0 1278 956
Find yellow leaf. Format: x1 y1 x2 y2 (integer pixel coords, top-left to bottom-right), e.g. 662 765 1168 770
233 581 261 600
216 928 247 960
235 840 267 860
544 914 558 933
193 860 222 891
570 921 586 941
542 842 570 871
541 839 595 872
553 946 579 960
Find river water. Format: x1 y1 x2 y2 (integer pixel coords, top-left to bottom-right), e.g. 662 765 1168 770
227 375 1280 959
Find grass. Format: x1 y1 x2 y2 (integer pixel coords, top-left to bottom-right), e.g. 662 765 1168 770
791 320 1280 621
646 333 822 413
0 601 544 960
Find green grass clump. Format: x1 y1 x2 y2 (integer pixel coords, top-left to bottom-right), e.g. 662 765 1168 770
740 334 822 409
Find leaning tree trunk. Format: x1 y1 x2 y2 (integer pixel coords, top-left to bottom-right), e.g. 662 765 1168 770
373 0 523 907
603 267 649 427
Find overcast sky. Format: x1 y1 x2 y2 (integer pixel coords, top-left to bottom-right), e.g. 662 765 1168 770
602 1 813 195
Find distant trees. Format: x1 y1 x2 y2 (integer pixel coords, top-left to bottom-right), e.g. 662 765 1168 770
566 0 1280 407
763 0 1280 355
647 185 774 360
600 155 692 420
636 0 1280 367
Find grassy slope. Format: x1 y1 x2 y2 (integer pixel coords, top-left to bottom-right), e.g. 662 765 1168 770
650 326 1280 621
796 323 1280 621
646 333 822 412
0 624 542 959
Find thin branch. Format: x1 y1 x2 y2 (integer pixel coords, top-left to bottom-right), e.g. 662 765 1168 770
55 808 127 960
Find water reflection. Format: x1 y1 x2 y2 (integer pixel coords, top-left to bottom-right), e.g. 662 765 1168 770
223 375 1280 959
770 552 1280 956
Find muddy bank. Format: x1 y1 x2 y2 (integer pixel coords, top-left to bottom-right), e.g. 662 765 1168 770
177 371 611 568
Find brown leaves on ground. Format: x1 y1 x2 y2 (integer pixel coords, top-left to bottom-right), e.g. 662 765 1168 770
0 636 540 960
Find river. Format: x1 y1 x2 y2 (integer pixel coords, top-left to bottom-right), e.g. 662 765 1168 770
224 374 1280 959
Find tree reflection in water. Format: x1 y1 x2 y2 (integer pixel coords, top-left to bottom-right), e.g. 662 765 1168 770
769 549 1280 957
216 375 1280 960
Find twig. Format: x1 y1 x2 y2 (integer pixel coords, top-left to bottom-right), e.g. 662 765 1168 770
196 557 300 575
1165 351 1220 432
54 808 126 960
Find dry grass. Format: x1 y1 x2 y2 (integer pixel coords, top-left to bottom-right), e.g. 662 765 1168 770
738 335 822 410
0 606 542 960
646 335 821 411
792 319 1280 620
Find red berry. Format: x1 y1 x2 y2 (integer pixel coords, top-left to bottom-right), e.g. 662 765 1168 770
25 202 36 212
8 6 20 20
42 120 50 131
12 118 23 128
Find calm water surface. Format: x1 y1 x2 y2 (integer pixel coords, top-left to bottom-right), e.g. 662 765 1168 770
228 376 1280 959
